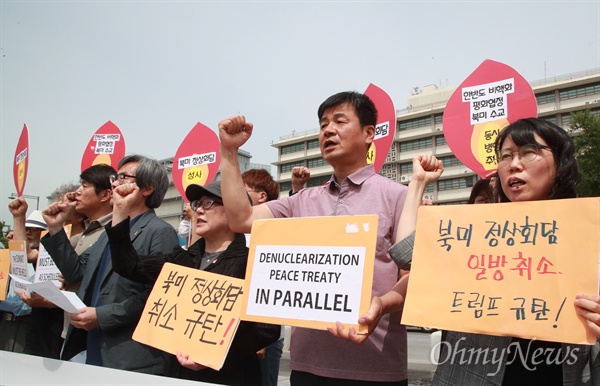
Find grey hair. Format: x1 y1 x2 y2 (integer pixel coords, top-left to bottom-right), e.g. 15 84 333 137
119 154 169 209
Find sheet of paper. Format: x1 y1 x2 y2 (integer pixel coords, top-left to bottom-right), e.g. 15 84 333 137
9 274 86 313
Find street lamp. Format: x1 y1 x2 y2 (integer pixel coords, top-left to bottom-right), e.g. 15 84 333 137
7 193 40 210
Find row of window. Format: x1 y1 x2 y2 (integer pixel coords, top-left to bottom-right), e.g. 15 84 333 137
281 174 473 194
559 82 600 101
400 154 463 174
420 176 474 192
279 175 331 192
282 83 599 156
537 83 600 105
280 157 328 173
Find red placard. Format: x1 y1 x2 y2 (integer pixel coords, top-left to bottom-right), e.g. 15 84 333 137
443 60 538 178
80 121 126 172
364 84 396 173
13 124 29 197
172 122 221 201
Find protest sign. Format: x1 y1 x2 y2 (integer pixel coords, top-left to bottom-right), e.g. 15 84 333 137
241 215 378 332
402 198 600 345
80 121 126 172
133 263 244 370
364 83 396 173
443 59 538 178
171 122 221 200
0 250 10 300
13 124 29 197
9 240 28 294
9 275 85 313
34 228 69 287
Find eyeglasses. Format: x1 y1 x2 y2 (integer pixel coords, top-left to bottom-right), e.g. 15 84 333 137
496 144 550 167
190 199 223 211
109 173 136 184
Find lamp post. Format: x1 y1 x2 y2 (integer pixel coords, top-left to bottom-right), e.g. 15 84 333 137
7 193 40 210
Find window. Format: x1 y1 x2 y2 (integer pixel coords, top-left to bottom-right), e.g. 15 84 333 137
543 116 558 125
307 175 330 188
400 137 432 152
307 157 328 168
307 139 320 149
437 177 474 191
559 82 600 101
280 182 291 191
425 183 434 193
536 92 556 105
399 116 432 131
561 113 572 126
400 163 413 174
439 155 462 168
435 136 447 146
281 143 305 155
434 114 443 124
280 161 304 173
438 200 468 206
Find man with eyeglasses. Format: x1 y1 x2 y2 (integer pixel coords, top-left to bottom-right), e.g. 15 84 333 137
40 155 179 375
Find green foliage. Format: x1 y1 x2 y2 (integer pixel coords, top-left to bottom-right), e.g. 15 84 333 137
0 220 11 248
570 110 600 197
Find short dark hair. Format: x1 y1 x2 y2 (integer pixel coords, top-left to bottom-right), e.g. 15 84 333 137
317 91 377 127
467 178 492 204
242 169 280 202
80 164 117 194
494 118 581 202
118 155 169 208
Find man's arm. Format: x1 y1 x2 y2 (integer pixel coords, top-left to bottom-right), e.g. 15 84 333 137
219 115 274 232
291 166 310 195
8 198 27 244
96 220 179 331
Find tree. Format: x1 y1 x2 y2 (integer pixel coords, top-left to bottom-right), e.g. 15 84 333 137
0 220 11 248
569 110 600 197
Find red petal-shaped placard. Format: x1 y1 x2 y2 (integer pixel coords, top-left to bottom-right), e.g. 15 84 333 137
172 122 221 201
80 121 126 172
443 60 538 178
13 124 29 197
364 83 396 173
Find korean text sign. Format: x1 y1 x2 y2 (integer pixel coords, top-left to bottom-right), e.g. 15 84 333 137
402 198 600 345
133 263 244 370
241 215 378 332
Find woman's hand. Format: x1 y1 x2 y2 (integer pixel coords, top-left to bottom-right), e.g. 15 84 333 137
176 351 208 371
575 293 600 339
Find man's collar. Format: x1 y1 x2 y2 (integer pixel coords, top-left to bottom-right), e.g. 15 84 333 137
328 164 375 191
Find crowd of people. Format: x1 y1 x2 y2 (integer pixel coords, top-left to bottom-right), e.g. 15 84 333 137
1 91 599 386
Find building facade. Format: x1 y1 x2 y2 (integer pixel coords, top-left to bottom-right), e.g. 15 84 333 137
271 68 600 204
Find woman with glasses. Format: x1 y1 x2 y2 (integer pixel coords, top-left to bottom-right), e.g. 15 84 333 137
431 118 600 385
105 180 279 386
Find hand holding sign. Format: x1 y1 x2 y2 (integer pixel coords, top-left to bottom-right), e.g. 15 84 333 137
574 294 600 340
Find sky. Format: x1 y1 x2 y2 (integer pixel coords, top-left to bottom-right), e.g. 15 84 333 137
1 0 599 226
